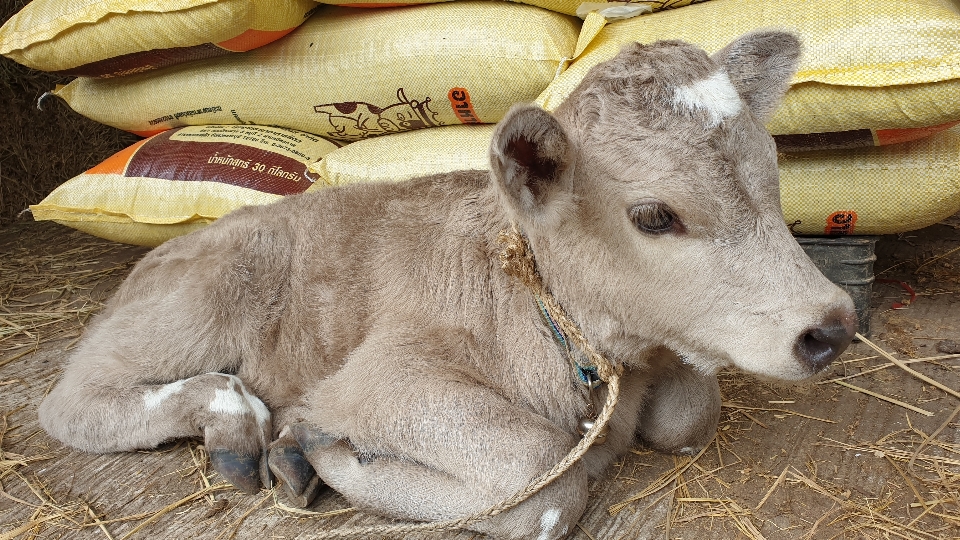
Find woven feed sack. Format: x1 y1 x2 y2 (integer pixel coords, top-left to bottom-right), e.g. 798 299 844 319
538 0 960 147
0 0 318 78
308 0 712 19
774 121 960 152
310 124 960 236
51 2 580 142
30 125 336 247
781 126 960 236
309 124 495 186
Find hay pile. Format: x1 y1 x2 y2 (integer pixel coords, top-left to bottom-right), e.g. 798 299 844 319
0 1 138 228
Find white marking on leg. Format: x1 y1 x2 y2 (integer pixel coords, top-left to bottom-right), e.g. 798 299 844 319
239 384 270 426
672 71 742 126
538 508 562 540
209 385 248 415
205 374 270 426
143 380 186 411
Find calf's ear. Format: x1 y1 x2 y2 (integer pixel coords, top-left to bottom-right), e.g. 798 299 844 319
712 30 801 122
489 105 575 224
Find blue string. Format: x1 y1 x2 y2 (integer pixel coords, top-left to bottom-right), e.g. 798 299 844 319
536 296 597 386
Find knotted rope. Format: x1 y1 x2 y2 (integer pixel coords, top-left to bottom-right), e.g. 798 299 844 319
312 225 622 538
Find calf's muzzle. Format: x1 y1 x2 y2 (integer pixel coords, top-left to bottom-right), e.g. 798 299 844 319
794 306 858 373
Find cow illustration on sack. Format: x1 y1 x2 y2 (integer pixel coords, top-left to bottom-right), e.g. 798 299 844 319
313 88 442 142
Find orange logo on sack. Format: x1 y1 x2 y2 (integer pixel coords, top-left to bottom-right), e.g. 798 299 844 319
448 88 481 124
825 210 857 235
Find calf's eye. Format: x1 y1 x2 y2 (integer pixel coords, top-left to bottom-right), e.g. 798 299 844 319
629 201 680 235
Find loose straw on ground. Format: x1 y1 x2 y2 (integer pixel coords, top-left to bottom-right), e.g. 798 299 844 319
722 402 836 424
116 484 232 540
819 353 960 385
856 333 960 402
908 403 960 472
86 505 116 540
609 443 711 515
833 380 934 416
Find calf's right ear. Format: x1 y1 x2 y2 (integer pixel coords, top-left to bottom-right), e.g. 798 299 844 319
489 105 575 225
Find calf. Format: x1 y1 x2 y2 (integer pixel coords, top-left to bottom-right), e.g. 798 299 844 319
39 31 856 539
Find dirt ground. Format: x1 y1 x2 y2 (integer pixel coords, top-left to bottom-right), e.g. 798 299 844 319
0 216 958 540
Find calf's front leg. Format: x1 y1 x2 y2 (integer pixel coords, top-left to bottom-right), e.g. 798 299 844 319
276 328 588 540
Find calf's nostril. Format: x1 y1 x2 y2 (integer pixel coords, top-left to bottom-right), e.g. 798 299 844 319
795 310 858 373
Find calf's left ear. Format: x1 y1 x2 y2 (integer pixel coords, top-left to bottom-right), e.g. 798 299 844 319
712 30 801 122
489 105 575 225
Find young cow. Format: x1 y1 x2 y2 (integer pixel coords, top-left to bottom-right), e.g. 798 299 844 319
39 31 857 539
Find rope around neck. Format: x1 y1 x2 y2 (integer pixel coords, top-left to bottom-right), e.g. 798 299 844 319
312 224 622 538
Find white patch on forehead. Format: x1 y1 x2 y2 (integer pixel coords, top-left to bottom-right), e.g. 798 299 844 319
537 508 562 540
672 70 743 126
144 380 186 411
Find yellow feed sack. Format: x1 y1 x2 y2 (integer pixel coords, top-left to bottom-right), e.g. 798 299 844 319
0 0 318 77
52 2 580 141
538 0 960 137
773 121 960 153
781 127 960 236
31 125 337 247
311 125 960 236
309 125 495 186
309 0 711 18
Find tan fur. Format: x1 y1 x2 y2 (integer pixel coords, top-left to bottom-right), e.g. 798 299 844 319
39 32 856 539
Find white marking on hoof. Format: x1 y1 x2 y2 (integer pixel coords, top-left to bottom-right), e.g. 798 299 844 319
538 508 562 540
672 71 742 126
144 380 186 411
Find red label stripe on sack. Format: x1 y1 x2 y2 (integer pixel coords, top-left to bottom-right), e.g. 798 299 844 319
448 88 481 124
120 129 313 196
825 210 858 235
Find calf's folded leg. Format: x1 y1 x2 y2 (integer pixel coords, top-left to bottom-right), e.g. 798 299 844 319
38 217 293 493
283 329 588 540
39 364 272 493
637 353 721 455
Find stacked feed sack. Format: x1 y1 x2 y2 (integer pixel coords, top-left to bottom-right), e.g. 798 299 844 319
29 125 338 246
42 2 581 139
0 0 320 78
14 1 585 245
13 0 960 246
306 0 712 17
536 0 960 236
310 0 960 238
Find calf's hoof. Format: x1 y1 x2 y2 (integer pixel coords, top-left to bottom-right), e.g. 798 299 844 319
209 450 265 495
269 433 324 507
289 422 339 454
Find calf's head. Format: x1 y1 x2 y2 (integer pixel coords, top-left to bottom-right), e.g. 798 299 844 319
489 31 857 381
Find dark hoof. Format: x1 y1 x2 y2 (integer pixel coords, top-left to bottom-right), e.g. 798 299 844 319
209 450 261 494
269 436 322 506
288 475 323 508
289 423 338 454
260 452 273 490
